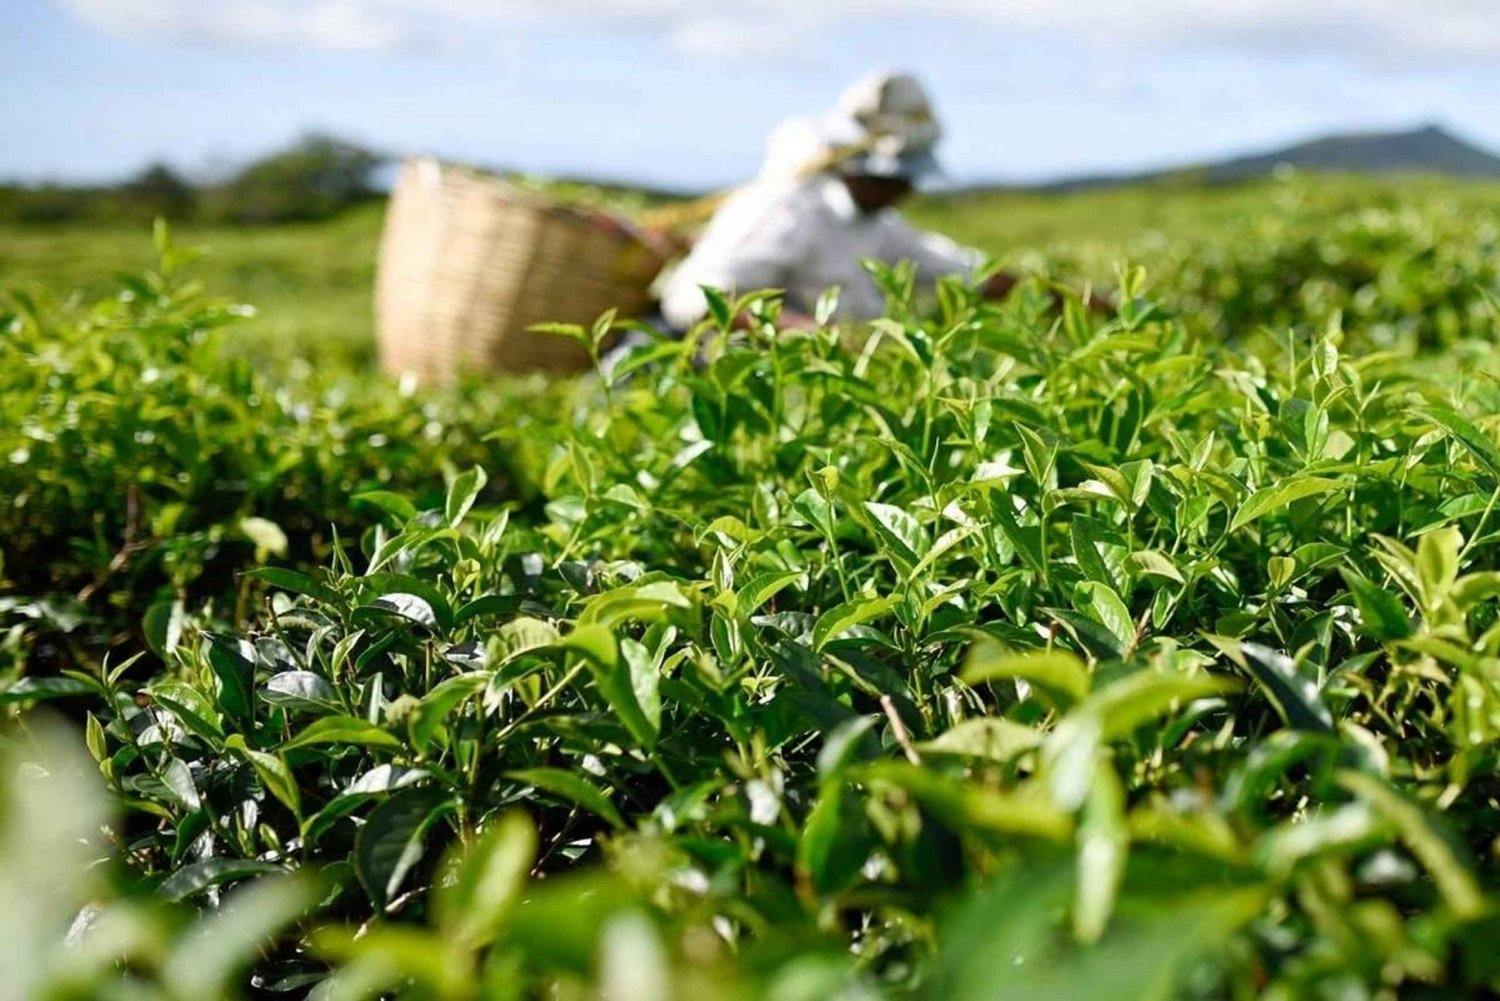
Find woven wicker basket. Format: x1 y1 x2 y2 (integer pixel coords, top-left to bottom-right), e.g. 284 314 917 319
374 157 671 384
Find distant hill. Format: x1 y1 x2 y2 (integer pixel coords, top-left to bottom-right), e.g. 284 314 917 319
1020 124 1500 194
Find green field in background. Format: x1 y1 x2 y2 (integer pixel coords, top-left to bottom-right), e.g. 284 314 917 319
5 174 1499 372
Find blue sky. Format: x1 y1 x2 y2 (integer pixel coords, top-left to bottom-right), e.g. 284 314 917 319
6 0 1500 190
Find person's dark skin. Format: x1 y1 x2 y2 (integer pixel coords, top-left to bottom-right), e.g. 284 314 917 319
842 173 915 214
754 171 1110 329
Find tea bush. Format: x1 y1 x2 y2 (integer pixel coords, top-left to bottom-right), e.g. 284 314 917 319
8 243 1500 998
0 225 573 678
926 175 1500 357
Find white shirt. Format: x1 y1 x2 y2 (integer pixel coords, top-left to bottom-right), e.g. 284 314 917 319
659 174 984 331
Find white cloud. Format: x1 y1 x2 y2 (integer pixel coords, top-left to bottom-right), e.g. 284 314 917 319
57 0 1500 62
59 0 414 51
672 18 771 60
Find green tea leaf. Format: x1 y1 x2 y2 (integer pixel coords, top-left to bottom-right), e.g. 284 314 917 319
797 786 871 894
737 570 804 616
434 812 537 950
445 465 488 527
1073 581 1136 652
962 641 1091 704
411 673 489 749
352 490 418 522
559 625 657 750
1129 550 1185 584
1089 670 1240 741
224 735 302 820
862 501 928 574
1225 641 1334 732
205 634 256 723
157 858 287 902
1338 771 1484 920
1229 476 1342 532
355 787 453 909
1415 526 1462 610
507 768 624 829
1342 570 1413 641
262 671 339 713
283 715 403 752
0 676 94 706
917 718 1042 762
243 567 340 606
1074 764 1126 942
858 762 1071 842
143 597 185 660
1418 406 1500 479
812 596 896 651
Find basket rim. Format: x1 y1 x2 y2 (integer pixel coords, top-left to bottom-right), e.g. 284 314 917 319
400 155 676 260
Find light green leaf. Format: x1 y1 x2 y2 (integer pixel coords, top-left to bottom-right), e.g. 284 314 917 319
1418 406 1500 479
1086 670 1240 742
224 735 302 820
283 715 403 752
579 581 692 628
858 762 1071 842
962 641 1091 704
1129 550 1184 585
862 501 929 574
917 718 1042 762
240 516 288 557
1073 581 1136 652
491 616 561 664
1416 526 1462 610
446 466 488 527
736 570 804 616
812 596 896 651
558 625 657 750
411 673 488 748
1074 764 1126 942
435 812 537 950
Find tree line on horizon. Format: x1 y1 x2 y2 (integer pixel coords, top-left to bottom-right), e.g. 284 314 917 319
0 133 384 226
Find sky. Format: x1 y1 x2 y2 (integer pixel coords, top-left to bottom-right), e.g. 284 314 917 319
5 0 1500 190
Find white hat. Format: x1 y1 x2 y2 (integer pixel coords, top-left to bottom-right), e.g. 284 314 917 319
827 71 943 180
837 71 942 150
757 71 944 182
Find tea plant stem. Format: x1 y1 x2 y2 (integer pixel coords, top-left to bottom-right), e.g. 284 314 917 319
880 694 921 765
493 664 584 745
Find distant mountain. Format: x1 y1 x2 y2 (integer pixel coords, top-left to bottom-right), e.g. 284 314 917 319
1022 124 1500 193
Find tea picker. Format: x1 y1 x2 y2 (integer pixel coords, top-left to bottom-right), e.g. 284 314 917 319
653 70 1021 335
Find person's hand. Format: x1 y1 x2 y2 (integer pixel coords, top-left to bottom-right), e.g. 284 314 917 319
775 309 818 331
1078 287 1116 315
982 270 1115 316
980 271 1020 300
731 306 817 332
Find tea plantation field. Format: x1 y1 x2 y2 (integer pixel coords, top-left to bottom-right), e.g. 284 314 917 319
8 173 1495 371
5 174 1500 999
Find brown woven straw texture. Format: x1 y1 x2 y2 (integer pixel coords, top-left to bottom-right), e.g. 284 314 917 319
375 157 669 384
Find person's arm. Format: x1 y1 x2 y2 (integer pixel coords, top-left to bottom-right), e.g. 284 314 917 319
879 214 986 283
881 215 1112 314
